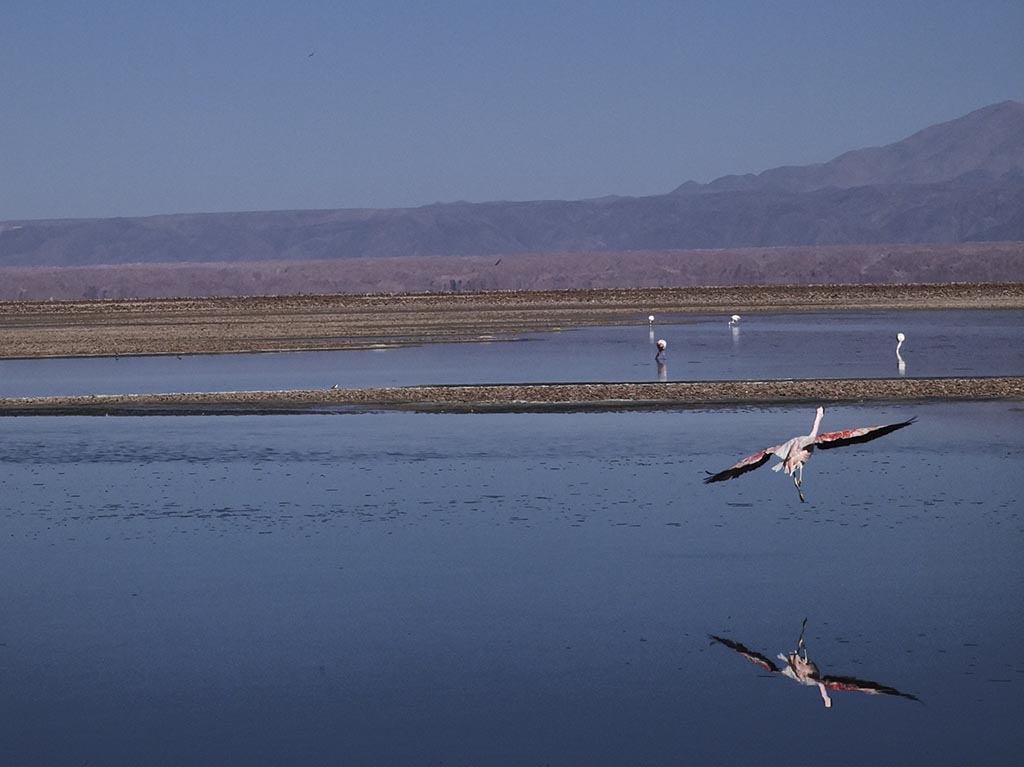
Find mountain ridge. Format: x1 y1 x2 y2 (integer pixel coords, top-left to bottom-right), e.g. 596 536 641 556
672 100 1024 195
1 101 1022 283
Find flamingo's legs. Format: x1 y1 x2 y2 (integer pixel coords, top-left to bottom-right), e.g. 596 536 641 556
794 465 805 502
797 618 809 661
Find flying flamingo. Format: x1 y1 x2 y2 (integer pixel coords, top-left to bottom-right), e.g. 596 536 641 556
655 339 667 361
703 406 915 502
709 618 919 708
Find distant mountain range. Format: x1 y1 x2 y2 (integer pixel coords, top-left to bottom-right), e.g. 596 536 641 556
672 99 1024 195
1 101 1022 298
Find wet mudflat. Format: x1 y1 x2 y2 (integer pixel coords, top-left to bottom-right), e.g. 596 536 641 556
3 284 1020 361
1 402 1021 765
1 309 1021 398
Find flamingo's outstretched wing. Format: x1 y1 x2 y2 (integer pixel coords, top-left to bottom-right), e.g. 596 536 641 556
814 417 916 451
709 635 781 673
703 447 779 484
820 674 920 701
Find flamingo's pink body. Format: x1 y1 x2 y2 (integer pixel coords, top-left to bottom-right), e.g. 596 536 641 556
704 406 915 502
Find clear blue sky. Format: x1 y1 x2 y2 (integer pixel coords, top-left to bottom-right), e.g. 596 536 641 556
2 0 1022 220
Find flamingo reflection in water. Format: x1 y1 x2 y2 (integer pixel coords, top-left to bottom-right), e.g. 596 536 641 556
709 619 919 708
703 406 915 502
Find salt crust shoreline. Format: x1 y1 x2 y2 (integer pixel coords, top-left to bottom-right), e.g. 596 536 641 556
1 282 1022 359
2 378 1021 416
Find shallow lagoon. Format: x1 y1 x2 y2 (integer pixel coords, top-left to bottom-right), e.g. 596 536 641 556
1 309 1022 397
1 402 1021 765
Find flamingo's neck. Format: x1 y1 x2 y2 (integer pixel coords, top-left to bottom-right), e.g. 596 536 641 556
809 407 824 439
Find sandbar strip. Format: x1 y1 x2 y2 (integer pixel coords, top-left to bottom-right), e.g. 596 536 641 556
1 377 1020 416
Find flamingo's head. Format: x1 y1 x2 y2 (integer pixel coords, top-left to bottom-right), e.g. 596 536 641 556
897 332 905 343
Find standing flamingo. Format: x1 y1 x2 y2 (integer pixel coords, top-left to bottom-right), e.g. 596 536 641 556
729 314 741 325
655 339 667 361
703 406 915 502
709 619 919 708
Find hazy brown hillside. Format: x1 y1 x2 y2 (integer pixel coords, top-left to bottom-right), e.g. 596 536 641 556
2 243 1021 301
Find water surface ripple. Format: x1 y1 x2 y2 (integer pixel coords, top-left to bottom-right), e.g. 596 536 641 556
1 402 1021 765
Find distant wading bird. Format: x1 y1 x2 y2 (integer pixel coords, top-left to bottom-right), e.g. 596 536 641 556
729 314 741 325
709 619 919 708
655 339 667 361
703 406 915 502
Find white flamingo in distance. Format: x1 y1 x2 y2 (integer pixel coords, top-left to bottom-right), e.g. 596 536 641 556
896 332 906 375
648 314 655 325
729 314 741 325
703 406 916 502
655 339 667 361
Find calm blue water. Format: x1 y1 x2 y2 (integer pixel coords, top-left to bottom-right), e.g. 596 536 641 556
1 402 1021 765
1 310 1022 397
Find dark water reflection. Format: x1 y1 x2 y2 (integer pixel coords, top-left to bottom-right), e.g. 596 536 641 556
0 403 1021 765
1 310 1022 397
710 618 920 709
